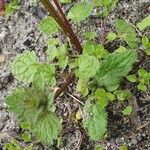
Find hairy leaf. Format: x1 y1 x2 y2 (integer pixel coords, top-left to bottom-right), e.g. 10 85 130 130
11 51 38 83
95 50 137 91
6 88 61 144
75 54 99 80
116 19 139 48
137 15 150 31
68 2 93 22
83 100 107 140
38 16 59 35
33 64 56 90
32 112 61 144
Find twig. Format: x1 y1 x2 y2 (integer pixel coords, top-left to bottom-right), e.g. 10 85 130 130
66 92 84 106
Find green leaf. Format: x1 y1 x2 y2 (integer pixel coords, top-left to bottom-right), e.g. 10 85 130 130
122 106 133 115
137 15 150 31
83 41 108 59
95 88 108 108
142 36 150 48
116 19 139 48
56 44 68 69
95 145 105 150
83 100 107 140
38 16 59 35
93 0 119 16
32 112 61 144
138 83 147 92
114 90 132 101
11 51 38 83
76 79 89 97
106 92 115 101
20 122 31 130
6 88 25 116
6 87 61 144
68 2 93 22
60 0 71 3
21 132 31 142
126 75 137 83
120 145 128 150
138 68 147 77
5 0 20 16
95 50 137 91
76 54 100 80
146 49 150 56
84 32 97 40
106 32 117 42
32 64 56 90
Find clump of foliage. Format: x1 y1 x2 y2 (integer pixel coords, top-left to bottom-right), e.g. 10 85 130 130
5 0 150 147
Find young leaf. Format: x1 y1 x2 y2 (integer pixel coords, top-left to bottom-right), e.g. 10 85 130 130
95 88 108 108
138 68 147 77
106 32 117 42
76 79 89 97
95 50 137 91
84 32 97 40
114 90 132 101
11 50 38 83
142 36 150 48
138 83 147 92
120 145 128 150
75 54 99 80
67 2 93 22
5 0 20 16
83 100 107 140
126 75 137 83
116 19 139 48
122 106 133 115
21 132 31 142
137 15 150 31
38 16 59 35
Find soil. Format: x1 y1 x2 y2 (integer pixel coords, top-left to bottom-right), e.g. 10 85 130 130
0 0 150 150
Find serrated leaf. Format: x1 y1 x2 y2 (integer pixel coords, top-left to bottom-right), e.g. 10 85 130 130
6 87 61 144
138 68 147 77
38 16 59 35
138 83 147 92
21 132 31 142
68 2 93 22
32 112 61 144
122 106 132 115
106 32 117 42
137 15 150 31
84 32 97 40
76 54 99 79
12 51 38 83
83 100 107 140
114 90 132 101
6 88 25 116
32 64 56 90
116 19 139 48
76 79 89 97
56 44 68 69
95 88 108 108
95 50 137 91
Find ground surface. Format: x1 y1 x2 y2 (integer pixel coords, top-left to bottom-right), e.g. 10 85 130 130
0 0 150 150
